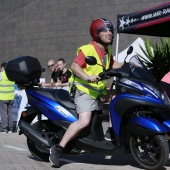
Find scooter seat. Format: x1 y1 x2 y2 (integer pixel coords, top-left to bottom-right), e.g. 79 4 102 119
36 88 76 110
55 89 76 110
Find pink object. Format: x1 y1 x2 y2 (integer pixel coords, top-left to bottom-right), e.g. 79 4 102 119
161 72 170 84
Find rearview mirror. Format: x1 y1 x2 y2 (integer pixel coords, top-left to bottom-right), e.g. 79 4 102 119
85 56 105 70
127 46 133 55
124 46 133 63
85 56 97 65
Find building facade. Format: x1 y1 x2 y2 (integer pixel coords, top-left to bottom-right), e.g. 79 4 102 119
0 0 168 81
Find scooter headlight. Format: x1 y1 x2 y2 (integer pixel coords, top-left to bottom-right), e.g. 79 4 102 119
144 83 170 105
120 78 143 91
161 93 165 100
161 92 170 106
143 84 160 98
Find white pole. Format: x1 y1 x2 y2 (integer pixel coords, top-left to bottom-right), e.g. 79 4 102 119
115 33 120 62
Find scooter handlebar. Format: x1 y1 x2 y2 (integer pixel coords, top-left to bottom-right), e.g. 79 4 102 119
98 69 123 80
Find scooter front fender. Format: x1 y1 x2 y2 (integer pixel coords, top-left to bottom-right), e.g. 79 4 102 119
163 120 170 131
127 116 167 136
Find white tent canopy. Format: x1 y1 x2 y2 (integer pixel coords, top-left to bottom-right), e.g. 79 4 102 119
115 37 149 62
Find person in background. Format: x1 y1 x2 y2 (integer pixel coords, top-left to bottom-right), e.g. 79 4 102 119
49 18 124 167
51 58 71 90
0 62 15 133
40 59 60 88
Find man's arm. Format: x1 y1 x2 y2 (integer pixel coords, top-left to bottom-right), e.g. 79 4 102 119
40 78 53 88
71 62 100 82
112 61 124 69
71 62 89 80
40 82 52 87
51 81 69 87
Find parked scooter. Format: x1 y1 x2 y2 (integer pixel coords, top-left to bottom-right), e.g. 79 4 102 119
5 46 170 170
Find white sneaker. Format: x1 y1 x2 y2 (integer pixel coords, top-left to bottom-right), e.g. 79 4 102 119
7 130 13 133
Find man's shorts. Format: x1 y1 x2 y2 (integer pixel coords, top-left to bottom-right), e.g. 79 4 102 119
74 89 101 114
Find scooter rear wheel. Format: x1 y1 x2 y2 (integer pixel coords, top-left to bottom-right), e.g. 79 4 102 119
27 138 49 162
129 135 169 170
27 120 54 162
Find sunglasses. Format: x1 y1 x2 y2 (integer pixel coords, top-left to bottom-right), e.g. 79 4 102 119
48 63 55 68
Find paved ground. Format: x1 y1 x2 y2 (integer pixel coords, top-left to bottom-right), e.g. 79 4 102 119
0 132 170 170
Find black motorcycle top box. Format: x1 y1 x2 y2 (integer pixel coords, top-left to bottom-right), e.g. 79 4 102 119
5 56 44 84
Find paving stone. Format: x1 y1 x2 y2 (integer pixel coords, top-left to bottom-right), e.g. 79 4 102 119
0 132 170 170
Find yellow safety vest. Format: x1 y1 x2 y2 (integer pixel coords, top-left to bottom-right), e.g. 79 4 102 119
0 71 15 100
69 43 111 99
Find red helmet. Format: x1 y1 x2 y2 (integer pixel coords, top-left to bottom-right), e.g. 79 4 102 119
90 18 114 41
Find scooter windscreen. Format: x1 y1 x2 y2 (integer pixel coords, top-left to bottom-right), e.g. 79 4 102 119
129 55 155 83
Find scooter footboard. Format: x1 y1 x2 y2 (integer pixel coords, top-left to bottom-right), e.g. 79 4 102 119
126 116 167 136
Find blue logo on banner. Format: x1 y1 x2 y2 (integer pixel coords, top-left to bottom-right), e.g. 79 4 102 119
13 94 22 115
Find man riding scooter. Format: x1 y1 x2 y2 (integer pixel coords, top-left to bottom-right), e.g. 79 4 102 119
49 18 124 167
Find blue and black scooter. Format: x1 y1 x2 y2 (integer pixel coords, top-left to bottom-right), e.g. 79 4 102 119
5 46 170 170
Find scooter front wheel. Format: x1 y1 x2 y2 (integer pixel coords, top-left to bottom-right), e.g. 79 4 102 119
129 135 169 170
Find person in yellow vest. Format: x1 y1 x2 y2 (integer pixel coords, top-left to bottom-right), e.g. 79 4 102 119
0 62 15 133
49 18 124 166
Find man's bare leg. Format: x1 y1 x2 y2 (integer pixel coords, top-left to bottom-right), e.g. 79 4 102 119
60 111 92 148
49 111 93 166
